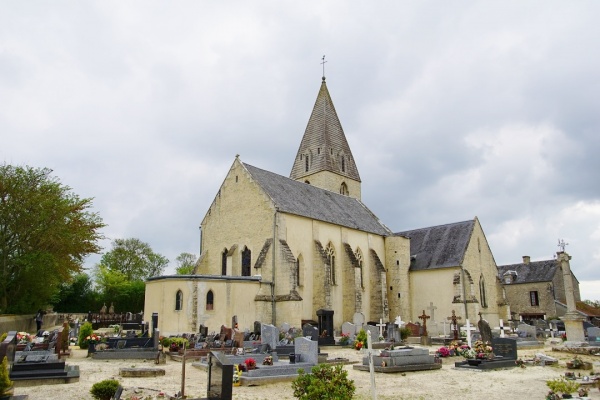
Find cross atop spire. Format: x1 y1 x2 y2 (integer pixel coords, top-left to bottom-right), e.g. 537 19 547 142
321 55 327 80
557 239 569 252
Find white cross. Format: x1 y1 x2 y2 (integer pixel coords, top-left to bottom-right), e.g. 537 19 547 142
545 322 555 338
366 330 377 399
427 302 438 322
394 316 405 327
461 319 477 348
376 318 386 339
497 319 506 338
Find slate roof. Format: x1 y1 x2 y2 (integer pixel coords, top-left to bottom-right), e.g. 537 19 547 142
496 259 559 284
244 162 390 236
289 78 361 182
395 220 475 271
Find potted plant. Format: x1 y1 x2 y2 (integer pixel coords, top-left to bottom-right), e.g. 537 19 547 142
546 376 580 399
338 333 350 346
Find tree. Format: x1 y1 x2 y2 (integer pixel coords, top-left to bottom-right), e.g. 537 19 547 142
175 252 197 275
51 273 101 313
0 164 104 313
94 266 146 312
98 238 168 281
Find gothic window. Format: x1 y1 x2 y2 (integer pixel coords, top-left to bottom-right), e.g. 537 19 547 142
530 291 539 306
175 290 183 311
340 182 349 196
296 256 302 287
341 157 345 172
241 246 251 276
206 290 214 310
221 248 228 275
305 154 309 172
325 243 336 285
479 275 487 308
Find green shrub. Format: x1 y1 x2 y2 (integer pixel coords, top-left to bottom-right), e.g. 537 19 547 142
0 356 13 395
400 326 412 341
90 379 120 400
291 364 355 400
160 337 189 350
78 321 94 349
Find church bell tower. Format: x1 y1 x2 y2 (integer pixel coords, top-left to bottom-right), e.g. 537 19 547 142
289 77 362 199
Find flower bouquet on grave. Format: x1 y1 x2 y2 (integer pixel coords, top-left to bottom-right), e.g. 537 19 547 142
437 346 450 357
455 345 471 358
244 357 257 370
338 333 350 346
16 332 32 344
85 334 101 345
262 355 273 366
473 340 494 360
233 365 242 386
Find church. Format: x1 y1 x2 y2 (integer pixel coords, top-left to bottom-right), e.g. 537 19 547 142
144 76 509 336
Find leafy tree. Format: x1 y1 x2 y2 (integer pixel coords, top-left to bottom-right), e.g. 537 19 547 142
0 164 104 313
94 266 145 312
51 273 101 313
292 364 355 400
98 238 167 281
175 252 197 275
583 299 600 308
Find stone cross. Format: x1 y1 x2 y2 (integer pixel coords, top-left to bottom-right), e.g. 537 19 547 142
394 316 405 327
447 310 462 340
440 320 451 337
497 319 506 338
376 319 386 339
427 302 437 322
462 319 477 348
545 322 555 338
418 310 430 337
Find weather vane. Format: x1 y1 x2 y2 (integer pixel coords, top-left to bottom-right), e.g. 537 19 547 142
321 55 327 79
557 239 569 252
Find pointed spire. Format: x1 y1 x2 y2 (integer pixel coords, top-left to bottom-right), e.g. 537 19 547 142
290 78 361 195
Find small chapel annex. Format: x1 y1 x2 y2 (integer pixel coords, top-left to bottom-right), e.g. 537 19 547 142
144 77 509 336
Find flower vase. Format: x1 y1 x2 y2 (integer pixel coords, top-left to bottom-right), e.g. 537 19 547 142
87 342 96 356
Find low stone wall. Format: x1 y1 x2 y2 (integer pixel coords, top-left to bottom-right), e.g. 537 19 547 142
0 313 61 334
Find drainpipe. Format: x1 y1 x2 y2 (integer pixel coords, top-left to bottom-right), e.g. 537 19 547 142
271 210 278 325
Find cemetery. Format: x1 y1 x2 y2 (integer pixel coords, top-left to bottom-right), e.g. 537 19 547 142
1 312 600 399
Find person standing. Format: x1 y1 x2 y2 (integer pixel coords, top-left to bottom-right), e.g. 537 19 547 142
35 309 44 332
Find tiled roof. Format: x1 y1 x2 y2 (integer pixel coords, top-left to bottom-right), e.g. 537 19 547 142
289 78 361 182
244 163 389 236
395 220 475 271
496 259 558 283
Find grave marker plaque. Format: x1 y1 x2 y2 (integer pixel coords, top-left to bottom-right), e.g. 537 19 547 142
491 337 517 360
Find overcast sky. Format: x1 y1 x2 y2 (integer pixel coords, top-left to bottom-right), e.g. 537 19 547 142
2 2 599 301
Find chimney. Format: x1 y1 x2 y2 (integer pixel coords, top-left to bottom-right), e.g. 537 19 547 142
522 256 530 264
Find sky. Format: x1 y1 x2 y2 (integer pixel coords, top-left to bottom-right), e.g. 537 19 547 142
2 2 600 301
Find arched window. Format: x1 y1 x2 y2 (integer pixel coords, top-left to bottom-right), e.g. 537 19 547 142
479 275 487 308
340 182 349 196
206 290 214 311
175 290 183 311
325 243 336 285
305 154 309 172
341 157 345 172
221 248 228 275
241 246 251 276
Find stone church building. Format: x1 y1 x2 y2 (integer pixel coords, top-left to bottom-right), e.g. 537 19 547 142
145 78 509 336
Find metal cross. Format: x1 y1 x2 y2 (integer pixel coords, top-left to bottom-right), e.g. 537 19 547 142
321 55 327 78
558 239 569 252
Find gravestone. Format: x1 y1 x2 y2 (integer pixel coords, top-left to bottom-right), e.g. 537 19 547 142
151 313 158 336
365 325 379 341
261 323 278 350
353 312 365 329
206 351 233 400
491 337 517 360
586 326 600 338
233 332 245 348
302 324 318 341
341 322 357 338
316 309 335 345
0 331 17 364
386 323 400 343
478 318 493 344
253 321 262 335
517 323 536 338
280 322 291 333
354 346 441 373
405 323 420 337
294 336 318 365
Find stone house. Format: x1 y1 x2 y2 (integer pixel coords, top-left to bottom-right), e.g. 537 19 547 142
497 255 581 322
